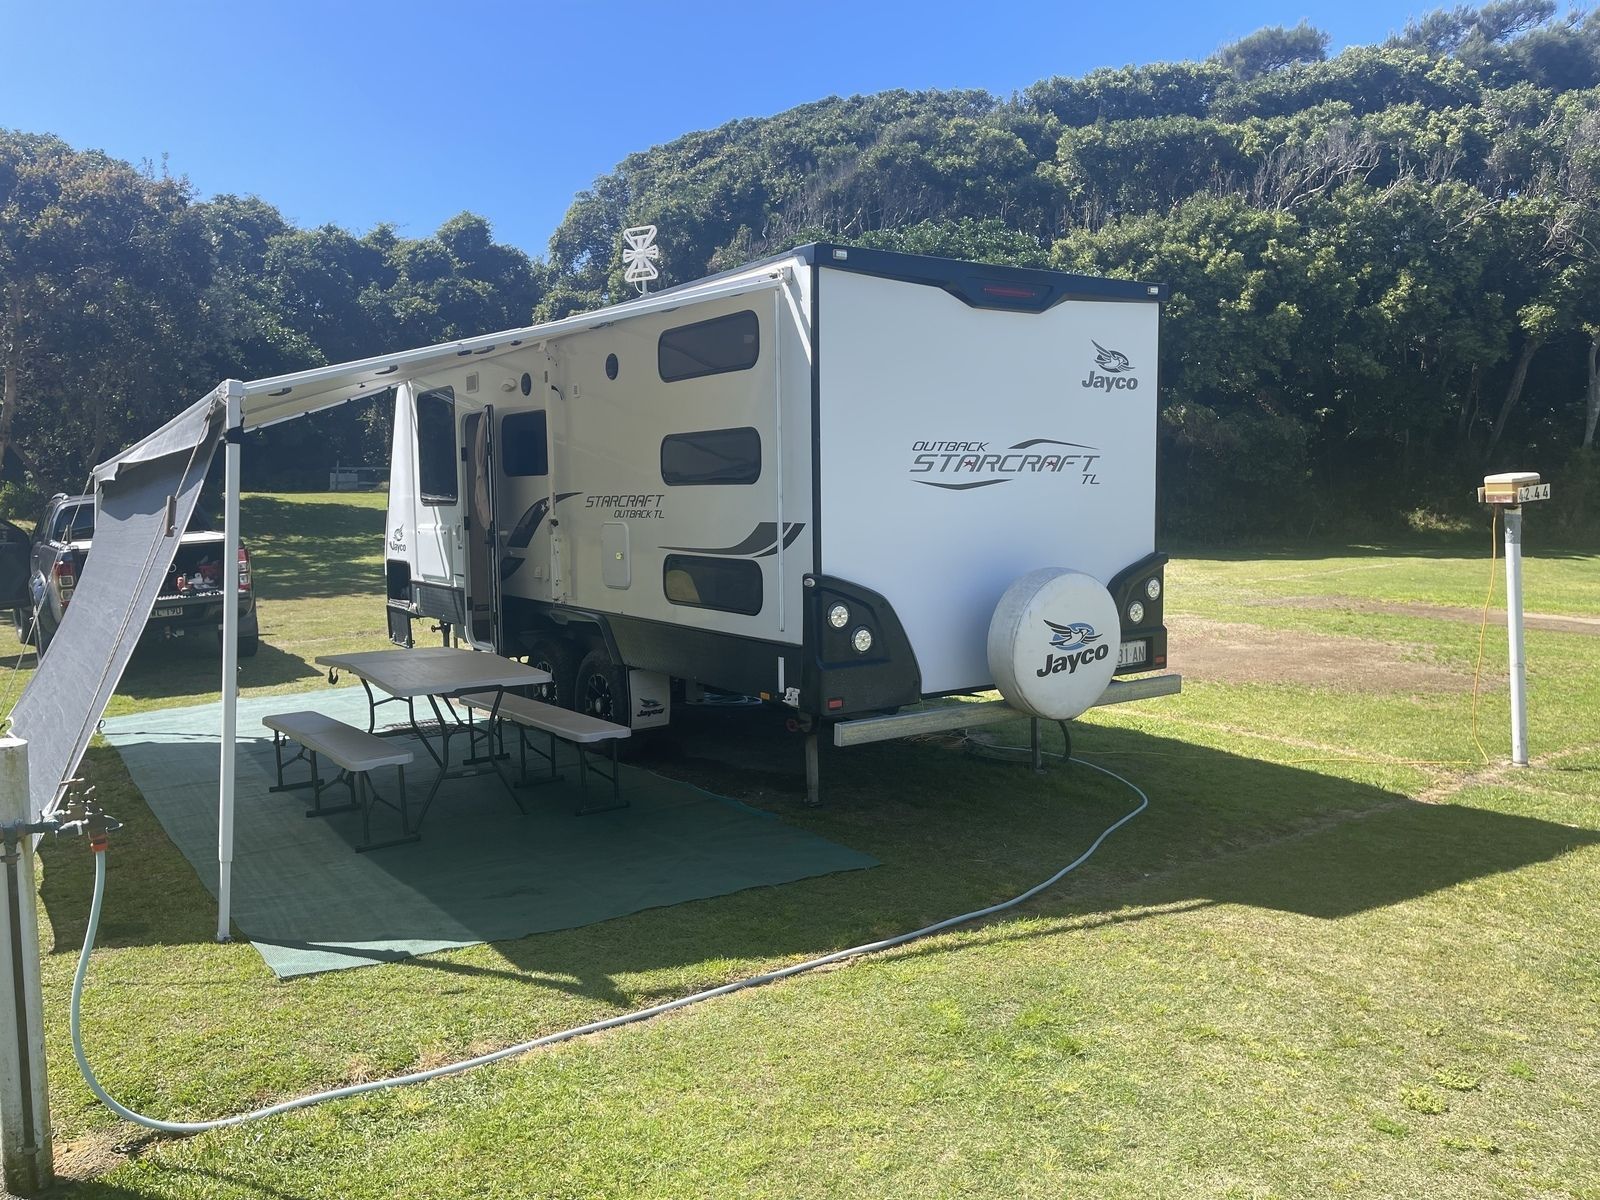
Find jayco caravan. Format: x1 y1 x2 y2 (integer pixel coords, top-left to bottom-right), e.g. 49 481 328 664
381 244 1180 778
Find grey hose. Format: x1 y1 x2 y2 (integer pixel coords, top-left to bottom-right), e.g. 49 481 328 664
71 756 1149 1134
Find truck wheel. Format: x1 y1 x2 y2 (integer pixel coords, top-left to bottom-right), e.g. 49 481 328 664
32 608 52 656
524 634 578 709
217 630 261 657
575 647 629 725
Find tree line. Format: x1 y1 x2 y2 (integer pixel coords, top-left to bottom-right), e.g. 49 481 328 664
3 0 1597 534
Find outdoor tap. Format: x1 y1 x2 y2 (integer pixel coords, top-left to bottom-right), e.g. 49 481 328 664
35 782 121 846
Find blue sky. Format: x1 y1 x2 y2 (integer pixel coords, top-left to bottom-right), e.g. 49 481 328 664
3 0 1427 259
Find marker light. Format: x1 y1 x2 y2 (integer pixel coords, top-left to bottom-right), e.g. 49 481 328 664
1145 577 1161 600
851 627 873 654
1127 600 1145 626
827 603 850 629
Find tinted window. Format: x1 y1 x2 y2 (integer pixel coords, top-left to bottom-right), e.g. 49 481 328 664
54 504 94 542
501 410 548 477
417 388 457 505
658 310 760 382
660 427 761 486
663 555 763 616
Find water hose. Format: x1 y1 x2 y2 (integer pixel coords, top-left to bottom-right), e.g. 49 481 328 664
72 756 1149 1134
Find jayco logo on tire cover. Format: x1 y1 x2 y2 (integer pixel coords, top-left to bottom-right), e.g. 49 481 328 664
1037 619 1110 677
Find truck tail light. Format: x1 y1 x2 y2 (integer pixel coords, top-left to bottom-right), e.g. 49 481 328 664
238 546 252 592
53 558 76 605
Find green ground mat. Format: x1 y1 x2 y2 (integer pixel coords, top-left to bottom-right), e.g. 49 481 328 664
100 687 876 978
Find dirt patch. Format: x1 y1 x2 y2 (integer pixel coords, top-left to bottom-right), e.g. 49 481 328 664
1266 596 1600 637
53 1130 131 1182
1168 616 1474 693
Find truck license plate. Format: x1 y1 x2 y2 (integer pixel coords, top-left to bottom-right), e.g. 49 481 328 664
1117 640 1148 668
154 607 183 618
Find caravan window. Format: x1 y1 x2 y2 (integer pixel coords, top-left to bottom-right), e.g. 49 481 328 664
416 388 458 506
658 310 760 382
501 410 548 477
663 555 763 616
660 427 761 486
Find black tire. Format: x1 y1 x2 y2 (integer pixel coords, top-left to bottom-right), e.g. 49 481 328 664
575 647 630 725
524 633 579 709
32 607 53 656
239 635 260 658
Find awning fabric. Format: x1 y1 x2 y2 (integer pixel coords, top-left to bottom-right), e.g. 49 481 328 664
236 268 788 430
10 391 224 820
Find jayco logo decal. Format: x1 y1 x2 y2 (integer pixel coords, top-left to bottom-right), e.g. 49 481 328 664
1036 619 1110 677
1082 340 1138 392
388 525 406 554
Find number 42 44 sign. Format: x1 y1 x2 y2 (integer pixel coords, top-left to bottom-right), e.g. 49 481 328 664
622 225 660 293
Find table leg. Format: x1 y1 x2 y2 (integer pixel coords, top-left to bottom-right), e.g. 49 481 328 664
413 692 455 832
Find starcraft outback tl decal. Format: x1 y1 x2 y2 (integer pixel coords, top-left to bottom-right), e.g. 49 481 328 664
1038 619 1110 677
909 438 1102 490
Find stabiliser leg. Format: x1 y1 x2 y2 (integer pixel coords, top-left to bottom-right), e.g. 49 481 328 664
804 732 820 807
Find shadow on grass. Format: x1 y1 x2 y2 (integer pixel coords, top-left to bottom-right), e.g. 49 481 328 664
109 638 319 702
40 703 1600 1020
239 496 386 603
67 1163 315 1200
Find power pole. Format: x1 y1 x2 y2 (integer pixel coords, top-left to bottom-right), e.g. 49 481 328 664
1478 472 1551 768
0 737 52 1196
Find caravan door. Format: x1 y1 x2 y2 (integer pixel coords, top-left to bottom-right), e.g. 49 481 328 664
411 385 468 633
460 406 500 650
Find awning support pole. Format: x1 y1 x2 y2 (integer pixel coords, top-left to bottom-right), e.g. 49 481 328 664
217 381 244 943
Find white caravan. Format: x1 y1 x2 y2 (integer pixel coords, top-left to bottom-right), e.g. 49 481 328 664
382 244 1179 777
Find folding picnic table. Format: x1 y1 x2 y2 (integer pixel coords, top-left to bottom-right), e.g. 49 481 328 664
315 647 552 835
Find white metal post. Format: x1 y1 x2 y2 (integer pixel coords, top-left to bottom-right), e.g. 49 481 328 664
0 738 52 1196
217 381 244 941
1504 504 1529 767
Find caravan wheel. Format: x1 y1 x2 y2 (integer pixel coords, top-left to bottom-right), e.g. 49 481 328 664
575 648 629 725
525 635 578 709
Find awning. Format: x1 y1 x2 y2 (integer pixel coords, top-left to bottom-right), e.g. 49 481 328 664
5 261 789 924
236 267 789 430
10 390 225 821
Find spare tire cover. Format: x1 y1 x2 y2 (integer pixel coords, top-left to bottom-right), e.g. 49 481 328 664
987 568 1119 720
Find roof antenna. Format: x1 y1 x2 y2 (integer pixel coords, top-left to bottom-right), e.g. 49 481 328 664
621 224 661 296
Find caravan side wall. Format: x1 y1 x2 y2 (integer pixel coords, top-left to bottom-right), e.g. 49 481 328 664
816 269 1159 696
496 266 815 698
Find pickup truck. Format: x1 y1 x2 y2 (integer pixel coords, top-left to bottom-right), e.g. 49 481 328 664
26 493 260 657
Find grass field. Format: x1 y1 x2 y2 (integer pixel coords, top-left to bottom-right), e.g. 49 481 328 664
12 493 1598 1198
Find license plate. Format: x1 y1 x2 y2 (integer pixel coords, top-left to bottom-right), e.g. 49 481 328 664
154 607 184 618
1117 640 1148 668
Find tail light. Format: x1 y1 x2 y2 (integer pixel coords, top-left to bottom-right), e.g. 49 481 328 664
980 282 1043 301
238 546 252 592
53 558 76 605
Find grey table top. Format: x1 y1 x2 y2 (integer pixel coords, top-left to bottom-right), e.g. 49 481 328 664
315 647 552 699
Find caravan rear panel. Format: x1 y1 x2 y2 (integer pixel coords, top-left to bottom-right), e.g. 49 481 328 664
815 265 1159 696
